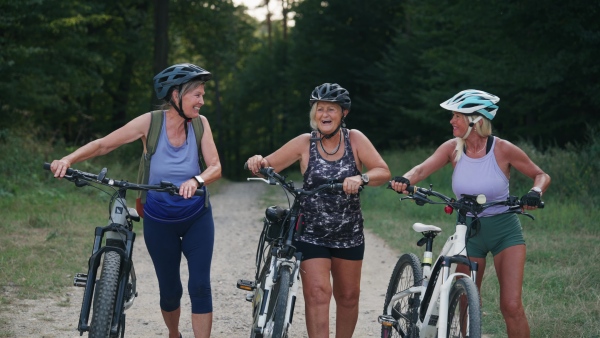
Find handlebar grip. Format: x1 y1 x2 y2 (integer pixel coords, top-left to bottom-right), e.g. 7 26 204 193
538 201 545 209
43 162 74 175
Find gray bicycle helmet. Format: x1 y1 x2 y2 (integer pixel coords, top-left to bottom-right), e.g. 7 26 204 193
153 63 212 100
309 83 351 110
440 89 499 120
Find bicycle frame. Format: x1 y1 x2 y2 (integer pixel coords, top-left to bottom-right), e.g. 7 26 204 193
384 220 477 338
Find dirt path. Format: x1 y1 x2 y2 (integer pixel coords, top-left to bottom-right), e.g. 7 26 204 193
2 181 402 337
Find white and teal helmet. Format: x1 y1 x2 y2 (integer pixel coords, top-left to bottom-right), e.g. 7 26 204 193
440 89 500 120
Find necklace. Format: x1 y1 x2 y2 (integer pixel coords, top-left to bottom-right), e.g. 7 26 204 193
468 143 485 154
320 131 342 156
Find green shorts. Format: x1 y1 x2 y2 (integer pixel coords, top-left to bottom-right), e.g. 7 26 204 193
466 213 525 258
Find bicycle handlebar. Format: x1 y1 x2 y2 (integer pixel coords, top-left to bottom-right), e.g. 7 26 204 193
245 164 361 196
43 163 204 196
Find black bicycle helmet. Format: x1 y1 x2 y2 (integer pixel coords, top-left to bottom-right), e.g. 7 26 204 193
153 63 212 100
309 83 351 110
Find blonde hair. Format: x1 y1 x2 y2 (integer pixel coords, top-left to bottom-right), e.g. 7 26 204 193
453 115 493 162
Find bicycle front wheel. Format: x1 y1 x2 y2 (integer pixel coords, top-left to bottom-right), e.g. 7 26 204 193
382 253 422 338
447 278 481 338
89 251 121 338
271 265 291 338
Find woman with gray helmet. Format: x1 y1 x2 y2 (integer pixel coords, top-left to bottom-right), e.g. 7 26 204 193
390 89 551 338
50 63 222 338
246 83 391 338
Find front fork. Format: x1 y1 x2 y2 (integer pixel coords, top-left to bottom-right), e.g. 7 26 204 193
77 225 136 335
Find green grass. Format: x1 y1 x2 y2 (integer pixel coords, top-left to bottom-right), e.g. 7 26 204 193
2 127 600 337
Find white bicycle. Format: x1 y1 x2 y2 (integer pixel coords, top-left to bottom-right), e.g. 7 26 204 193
378 184 543 338
237 166 347 338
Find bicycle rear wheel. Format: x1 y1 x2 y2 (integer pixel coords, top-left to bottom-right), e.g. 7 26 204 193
381 253 422 338
89 251 121 338
447 278 481 338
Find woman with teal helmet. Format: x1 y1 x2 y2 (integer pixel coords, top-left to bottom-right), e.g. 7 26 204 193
391 89 551 338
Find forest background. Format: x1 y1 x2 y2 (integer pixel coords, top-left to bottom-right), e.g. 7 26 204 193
1 1 600 337
2 0 599 179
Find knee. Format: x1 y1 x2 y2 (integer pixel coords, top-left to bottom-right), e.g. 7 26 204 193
500 298 524 318
160 294 182 312
304 284 332 306
333 287 360 308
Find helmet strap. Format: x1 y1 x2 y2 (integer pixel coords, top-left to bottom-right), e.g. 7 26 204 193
462 116 482 139
169 85 190 143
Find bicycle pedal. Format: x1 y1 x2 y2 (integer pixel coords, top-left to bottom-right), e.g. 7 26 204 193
237 279 256 291
73 273 88 287
378 314 397 327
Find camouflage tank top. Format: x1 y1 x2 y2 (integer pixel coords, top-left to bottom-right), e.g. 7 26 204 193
296 128 364 248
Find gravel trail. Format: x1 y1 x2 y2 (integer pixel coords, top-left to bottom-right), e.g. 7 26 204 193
2 181 402 337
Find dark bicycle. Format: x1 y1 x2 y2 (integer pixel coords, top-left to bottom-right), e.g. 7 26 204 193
43 163 202 337
236 166 354 338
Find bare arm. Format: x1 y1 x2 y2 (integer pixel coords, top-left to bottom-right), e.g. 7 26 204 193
246 134 310 175
390 139 455 192
496 139 551 194
50 113 151 177
349 129 391 187
195 115 222 186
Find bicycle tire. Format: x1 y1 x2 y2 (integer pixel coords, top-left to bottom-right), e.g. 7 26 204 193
89 251 121 338
271 265 291 338
447 278 481 338
381 253 422 338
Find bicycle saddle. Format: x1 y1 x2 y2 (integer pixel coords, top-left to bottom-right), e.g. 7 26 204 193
412 222 442 234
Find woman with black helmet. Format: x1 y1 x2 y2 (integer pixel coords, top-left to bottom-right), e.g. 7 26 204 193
49 63 222 338
390 89 551 338
246 83 391 338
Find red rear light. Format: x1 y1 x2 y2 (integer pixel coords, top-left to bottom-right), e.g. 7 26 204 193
444 205 454 214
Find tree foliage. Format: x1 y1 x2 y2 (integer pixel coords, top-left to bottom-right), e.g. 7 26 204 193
1 0 598 180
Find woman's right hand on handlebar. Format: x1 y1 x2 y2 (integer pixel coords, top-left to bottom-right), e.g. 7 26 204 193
246 155 269 176
50 159 73 178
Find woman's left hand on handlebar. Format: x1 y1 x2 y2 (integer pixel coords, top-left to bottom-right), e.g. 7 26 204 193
179 179 200 199
389 176 410 194
246 155 267 176
50 159 72 178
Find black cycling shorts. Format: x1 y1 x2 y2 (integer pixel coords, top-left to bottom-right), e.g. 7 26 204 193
293 240 365 261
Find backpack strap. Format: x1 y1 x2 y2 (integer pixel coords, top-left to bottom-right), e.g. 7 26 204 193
137 110 164 205
190 116 209 207
147 110 164 157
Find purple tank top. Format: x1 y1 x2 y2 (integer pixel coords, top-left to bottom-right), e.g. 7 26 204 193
297 129 364 248
144 113 205 221
452 137 509 217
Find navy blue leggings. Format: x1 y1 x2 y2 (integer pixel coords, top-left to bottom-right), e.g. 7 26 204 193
143 206 214 314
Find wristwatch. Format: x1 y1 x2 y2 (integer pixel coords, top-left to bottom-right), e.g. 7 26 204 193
194 175 205 187
530 186 542 196
361 174 370 186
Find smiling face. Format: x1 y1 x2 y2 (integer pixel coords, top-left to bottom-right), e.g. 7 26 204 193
172 81 206 118
312 101 346 133
450 112 469 138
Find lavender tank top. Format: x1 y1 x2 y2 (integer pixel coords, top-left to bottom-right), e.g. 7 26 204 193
144 113 205 221
297 129 364 248
452 137 509 217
